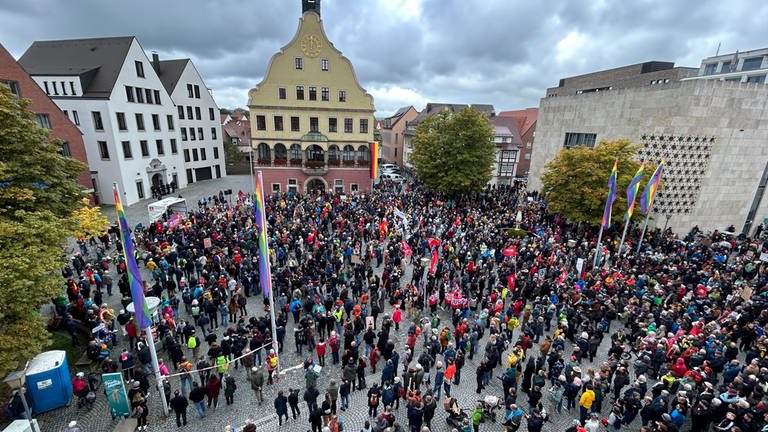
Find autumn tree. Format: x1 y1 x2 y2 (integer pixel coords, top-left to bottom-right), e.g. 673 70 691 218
541 139 656 226
0 84 86 377
410 107 496 195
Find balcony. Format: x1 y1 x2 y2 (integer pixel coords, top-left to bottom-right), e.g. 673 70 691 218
302 160 328 175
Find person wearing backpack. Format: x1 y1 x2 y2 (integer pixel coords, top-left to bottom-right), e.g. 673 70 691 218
224 373 237 405
187 329 200 360
367 383 381 417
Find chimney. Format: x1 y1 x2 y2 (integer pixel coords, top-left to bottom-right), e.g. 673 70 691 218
151 52 160 74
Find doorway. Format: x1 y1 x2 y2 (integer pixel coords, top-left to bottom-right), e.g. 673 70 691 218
306 178 326 193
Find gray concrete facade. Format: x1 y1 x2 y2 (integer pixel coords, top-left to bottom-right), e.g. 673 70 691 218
529 79 768 235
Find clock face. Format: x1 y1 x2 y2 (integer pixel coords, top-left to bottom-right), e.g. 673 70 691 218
301 34 322 58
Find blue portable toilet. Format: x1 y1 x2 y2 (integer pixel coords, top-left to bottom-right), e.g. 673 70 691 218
25 350 72 414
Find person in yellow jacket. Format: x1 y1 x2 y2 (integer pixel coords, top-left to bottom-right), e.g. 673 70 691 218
578 383 595 425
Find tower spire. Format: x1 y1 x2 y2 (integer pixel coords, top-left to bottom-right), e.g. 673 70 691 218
302 0 320 16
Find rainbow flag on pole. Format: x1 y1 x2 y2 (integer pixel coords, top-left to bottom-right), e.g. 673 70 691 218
640 160 665 215
113 186 152 330
253 172 273 298
601 158 618 228
625 162 645 221
370 141 379 180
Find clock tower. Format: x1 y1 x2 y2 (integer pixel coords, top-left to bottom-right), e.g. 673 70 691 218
302 0 320 16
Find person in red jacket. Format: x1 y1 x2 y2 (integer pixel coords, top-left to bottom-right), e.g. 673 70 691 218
392 307 402 331
671 357 688 378
316 338 327 367
205 374 221 409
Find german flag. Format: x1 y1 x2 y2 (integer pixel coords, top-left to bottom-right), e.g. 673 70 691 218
370 141 379 179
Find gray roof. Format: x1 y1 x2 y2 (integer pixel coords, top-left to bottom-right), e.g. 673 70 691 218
157 59 190 95
18 36 135 99
409 102 495 126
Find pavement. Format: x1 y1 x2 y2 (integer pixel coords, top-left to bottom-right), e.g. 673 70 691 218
42 175 643 432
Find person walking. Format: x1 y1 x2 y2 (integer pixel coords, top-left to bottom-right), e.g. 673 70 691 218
579 383 596 425
275 390 289 425
288 388 301 420
169 389 189 427
205 374 221 409
189 381 206 418
224 373 237 405
247 366 264 405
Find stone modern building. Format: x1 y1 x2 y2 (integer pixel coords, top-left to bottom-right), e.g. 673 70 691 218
379 105 418 166
529 59 768 235
0 42 91 195
248 0 376 194
683 47 767 84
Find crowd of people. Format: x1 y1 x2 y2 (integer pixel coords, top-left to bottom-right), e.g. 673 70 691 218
54 172 768 432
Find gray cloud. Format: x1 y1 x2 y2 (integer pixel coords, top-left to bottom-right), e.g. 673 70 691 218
0 0 765 116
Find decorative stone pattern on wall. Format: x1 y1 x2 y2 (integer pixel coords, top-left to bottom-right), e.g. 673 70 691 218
636 134 715 216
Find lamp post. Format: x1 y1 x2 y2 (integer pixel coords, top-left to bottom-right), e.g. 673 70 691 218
420 257 431 301
3 365 40 432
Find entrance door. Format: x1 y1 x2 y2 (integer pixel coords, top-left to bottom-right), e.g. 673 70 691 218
307 178 325 192
151 173 163 188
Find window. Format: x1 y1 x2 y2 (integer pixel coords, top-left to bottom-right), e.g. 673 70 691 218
192 149 199 161
359 118 368 134
186 168 193 183
43 81 50 94
256 115 266 130
190 128 196 140
195 107 201 120
125 86 134 102
98 141 109 159
178 105 185 119
63 110 68 119
334 179 343 194
524 153 531 160
52 82 59 95
170 139 178 154
344 118 353 133
291 116 300 132
156 139 164 155
135 61 145 77
747 75 766 84
187 106 193 119
194 85 200 99
272 183 281 193
295 57 303 69
273 116 284 131
181 128 188 141
742 57 764 71
198 127 204 140
72 110 80 125
327 117 337 133
351 184 359 192
92 111 104 130
214 147 220 159
135 113 145 131
321 87 329 101
122 141 132 159
309 86 317 101
721 61 732 73
187 84 194 98
145 88 153 104
116 112 128 131
60 142 72 157
1 80 21 98
278 87 286 99
136 181 145 199
136 87 144 103
338 90 346 102
184 149 190 162
321 58 329 71
211 127 217 140
167 115 175 131
209 108 215 121
310 117 319 132
201 148 207 160
152 114 160 131
70 82 76 95
60 81 67 95
563 132 597 148
287 178 298 193
296 85 304 100
497 150 517 176
153 90 161 104
140 140 149 157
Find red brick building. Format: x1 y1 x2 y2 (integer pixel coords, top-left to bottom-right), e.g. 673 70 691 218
0 43 91 193
498 108 538 178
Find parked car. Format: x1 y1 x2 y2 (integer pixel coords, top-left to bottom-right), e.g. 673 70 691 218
381 173 405 182
381 163 398 171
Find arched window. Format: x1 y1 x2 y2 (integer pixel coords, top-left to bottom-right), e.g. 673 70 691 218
274 143 287 160
328 145 340 165
305 144 325 162
257 143 271 160
342 145 355 162
290 143 302 160
357 145 370 162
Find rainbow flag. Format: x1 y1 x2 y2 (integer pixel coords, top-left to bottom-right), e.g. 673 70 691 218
253 172 273 298
113 186 152 330
601 158 618 228
640 160 665 215
625 162 645 221
370 141 379 180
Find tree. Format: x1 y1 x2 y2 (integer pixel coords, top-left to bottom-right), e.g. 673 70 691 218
72 197 110 239
410 107 496 195
541 139 656 226
223 141 245 163
0 84 86 377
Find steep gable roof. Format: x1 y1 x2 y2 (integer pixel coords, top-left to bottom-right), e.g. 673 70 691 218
499 108 538 137
18 36 135 99
157 59 190 95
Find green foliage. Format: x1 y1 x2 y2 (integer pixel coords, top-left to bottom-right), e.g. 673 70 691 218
507 228 528 238
541 139 658 226
411 107 496 195
219 108 233 115
0 84 85 377
224 141 245 163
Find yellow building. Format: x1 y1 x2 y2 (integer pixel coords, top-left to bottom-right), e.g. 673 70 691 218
248 0 375 194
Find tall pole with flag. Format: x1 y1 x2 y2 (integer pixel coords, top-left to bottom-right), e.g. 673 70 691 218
112 184 168 415
636 160 666 254
617 162 645 257
594 158 618 268
370 141 378 192
254 171 279 373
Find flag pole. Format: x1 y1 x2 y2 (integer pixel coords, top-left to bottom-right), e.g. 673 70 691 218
257 171 280 375
593 225 604 268
113 182 168 415
636 202 654 255
617 219 630 258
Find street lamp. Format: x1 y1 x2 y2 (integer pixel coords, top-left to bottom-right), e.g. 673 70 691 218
3 365 41 432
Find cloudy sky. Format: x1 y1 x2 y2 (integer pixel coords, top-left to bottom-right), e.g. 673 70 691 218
1 0 766 116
